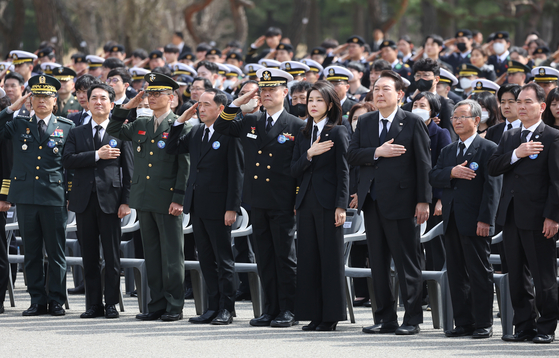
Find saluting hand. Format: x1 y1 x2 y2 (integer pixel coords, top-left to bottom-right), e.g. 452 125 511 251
451 160 476 180
97 144 120 160
123 91 145 110
177 102 198 123
232 87 259 107
8 92 31 112
515 140 544 159
307 136 333 160
334 208 346 227
375 138 406 158
542 218 559 239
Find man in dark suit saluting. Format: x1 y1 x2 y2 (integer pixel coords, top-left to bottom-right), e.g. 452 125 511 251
214 68 305 327
348 70 432 335
166 89 243 325
62 83 133 319
430 100 502 338
488 83 559 343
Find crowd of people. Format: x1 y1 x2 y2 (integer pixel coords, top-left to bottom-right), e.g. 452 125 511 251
0 25 559 343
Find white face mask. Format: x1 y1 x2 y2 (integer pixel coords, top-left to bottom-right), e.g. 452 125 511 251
480 110 489 123
412 108 431 122
222 79 236 90
493 42 506 55
534 58 545 66
460 78 472 90
240 98 259 113
136 108 153 118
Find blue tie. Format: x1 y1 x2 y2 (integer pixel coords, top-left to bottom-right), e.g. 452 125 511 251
379 119 388 144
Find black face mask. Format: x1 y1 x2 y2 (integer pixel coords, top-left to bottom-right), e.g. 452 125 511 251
292 103 307 118
415 79 434 92
456 42 467 52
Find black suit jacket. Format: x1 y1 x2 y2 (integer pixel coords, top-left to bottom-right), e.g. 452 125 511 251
166 122 243 219
485 122 506 145
215 106 305 210
430 135 502 236
487 122 559 230
68 110 88 127
347 108 432 219
402 94 457 141
62 121 133 214
291 124 349 210
342 98 357 117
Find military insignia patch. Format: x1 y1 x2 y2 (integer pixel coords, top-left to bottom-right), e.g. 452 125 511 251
329 68 335 76
39 76 46 84
285 63 291 70
263 71 271 81
539 68 546 76
149 74 156 82
476 81 482 89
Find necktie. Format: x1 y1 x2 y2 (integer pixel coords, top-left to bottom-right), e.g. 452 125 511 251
38 119 46 137
94 125 103 150
507 123 512 130
154 118 159 132
312 125 318 143
202 127 210 143
379 119 388 144
457 142 466 163
521 129 530 142
266 117 273 133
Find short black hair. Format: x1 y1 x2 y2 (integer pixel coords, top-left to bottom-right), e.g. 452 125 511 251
371 59 391 72
152 66 173 76
412 57 440 77
192 77 213 90
102 57 125 69
240 80 261 95
87 83 116 103
265 27 282 37
196 60 218 74
424 34 444 47
196 43 212 52
0 95 11 110
131 48 148 60
413 91 441 118
321 38 339 49
227 40 243 49
377 70 405 92
509 46 528 58
107 67 131 85
346 61 365 73
75 74 100 92
497 83 521 102
174 31 184 39
164 44 180 53
202 88 228 107
290 81 312 96
4 72 24 85
521 82 546 103
399 35 412 44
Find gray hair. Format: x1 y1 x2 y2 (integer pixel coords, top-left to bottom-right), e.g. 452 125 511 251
453 99 482 122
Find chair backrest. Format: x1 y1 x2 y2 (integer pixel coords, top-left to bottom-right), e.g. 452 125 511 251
343 208 363 235
232 207 249 231
183 213 191 229
491 232 503 244
67 211 76 225
120 208 136 227
420 222 444 243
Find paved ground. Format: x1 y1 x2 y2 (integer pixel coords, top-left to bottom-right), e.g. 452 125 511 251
1 273 557 357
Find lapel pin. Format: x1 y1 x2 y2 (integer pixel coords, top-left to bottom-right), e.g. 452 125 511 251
469 162 479 171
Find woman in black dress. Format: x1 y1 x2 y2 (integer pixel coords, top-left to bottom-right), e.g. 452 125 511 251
543 88 559 130
291 81 349 331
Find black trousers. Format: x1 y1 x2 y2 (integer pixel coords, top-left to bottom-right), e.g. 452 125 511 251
423 201 446 272
76 192 121 308
295 185 346 322
503 203 559 335
445 212 493 329
0 211 8 304
363 197 423 326
251 207 297 316
190 210 235 313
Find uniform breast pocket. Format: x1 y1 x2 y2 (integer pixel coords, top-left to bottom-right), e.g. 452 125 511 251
18 136 34 152
156 139 173 162
133 136 148 158
49 172 63 185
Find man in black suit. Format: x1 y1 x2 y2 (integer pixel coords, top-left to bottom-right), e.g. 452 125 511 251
488 83 559 344
166 89 243 325
348 70 432 335
430 99 502 339
62 83 133 319
485 84 522 145
214 68 305 327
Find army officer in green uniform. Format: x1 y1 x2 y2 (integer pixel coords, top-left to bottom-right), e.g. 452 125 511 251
0 74 74 316
54 67 83 118
107 73 191 321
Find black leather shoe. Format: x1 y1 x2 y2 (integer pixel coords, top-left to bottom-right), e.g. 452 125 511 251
189 310 218 324
235 290 252 301
184 288 193 299
22 303 48 316
362 321 398 334
161 311 183 321
316 321 338 331
271 311 298 327
353 297 368 307
250 314 274 327
80 305 105 318
445 324 475 337
533 334 554 343
49 301 65 316
105 305 119 319
0 303 4 314
211 309 233 325
502 329 537 342
302 320 320 331
136 309 165 321
395 324 420 335
68 284 85 294
364 300 372 307
472 327 492 339
129 290 138 298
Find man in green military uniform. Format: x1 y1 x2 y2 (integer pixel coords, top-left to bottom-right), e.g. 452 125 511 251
0 74 75 316
107 73 190 321
54 67 82 118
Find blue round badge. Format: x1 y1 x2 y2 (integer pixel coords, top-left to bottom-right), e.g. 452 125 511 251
109 139 117 148
529 154 538 159
47 140 55 148
157 140 166 149
469 162 479 171
212 141 220 150
277 134 286 144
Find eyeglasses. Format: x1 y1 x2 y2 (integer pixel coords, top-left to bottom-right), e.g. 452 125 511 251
190 86 205 92
450 116 474 122
146 91 171 98
106 78 122 84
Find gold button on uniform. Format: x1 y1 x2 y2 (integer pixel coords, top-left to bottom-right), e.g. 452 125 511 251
151 140 155 143
35 176 39 180
266 178 270 182
149 151 153 155
267 165 271 169
170 188 174 191
36 166 39 170
146 176 150 179
256 163 260 166
269 153 273 157
254 175 258 179
38 146 42 150
258 150 262 154
37 156 41 160
148 163 152 167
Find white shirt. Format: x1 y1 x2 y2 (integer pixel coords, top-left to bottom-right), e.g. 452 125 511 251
36 113 51 127
497 51 510 63
340 96 347 106
457 133 477 156
114 94 127 105
265 108 284 127
374 108 398 160
390 60 400 68
82 110 92 126
460 50 471 59
511 120 541 164
92 118 110 162
201 123 215 142
310 117 328 147
502 119 521 134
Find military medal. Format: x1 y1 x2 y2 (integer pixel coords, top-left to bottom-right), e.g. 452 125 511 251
53 147 59 154
162 132 169 139
277 134 286 144
22 144 28 150
109 139 117 148
251 127 256 134
137 146 141 153
469 162 479 171
157 140 166 149
47 139 55 148
212 141 220 150
26 128 30 135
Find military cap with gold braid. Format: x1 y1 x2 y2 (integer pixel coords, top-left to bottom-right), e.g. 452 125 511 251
507 60 531 74
37 46 54 58
217 63 229 76
144 72 179 92
0 61 14 73
255 68 293 87
71 52 87 64
207 48 222 56
280 61 310 76
244 63 264 77
110 44 125 53
459 63 481 77
173 63 197 77
28 74 61 96
439 68 458 86
347 35 365 46
310 47 326 56
9 50 37 65
323 65 354 82
472 78 500 94
226 51 242 61
149 50 163 60
455 29 472 38
40 62 61 75
379 40 397 50
533 46 550 56
86 55 105 68
178 52 195 61
258 59 281 69
53 66 77 81
225 64 243 77
531 66 559 83
300 59 323 73
494 31 509 41
276 43 293 52
129 67 150 81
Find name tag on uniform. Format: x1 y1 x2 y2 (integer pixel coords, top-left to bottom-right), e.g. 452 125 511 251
247 133 257 139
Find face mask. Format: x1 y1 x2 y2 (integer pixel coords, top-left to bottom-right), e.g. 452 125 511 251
534 58 545 66
415 79 433 92
459 78 472 90
136 108 153 118
480 110 489 123
240 98 258 113
493 42 506 55
287 80 299 91
222 79 236 89
456 42 467 52
412 108 431 122
291 103 307 118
